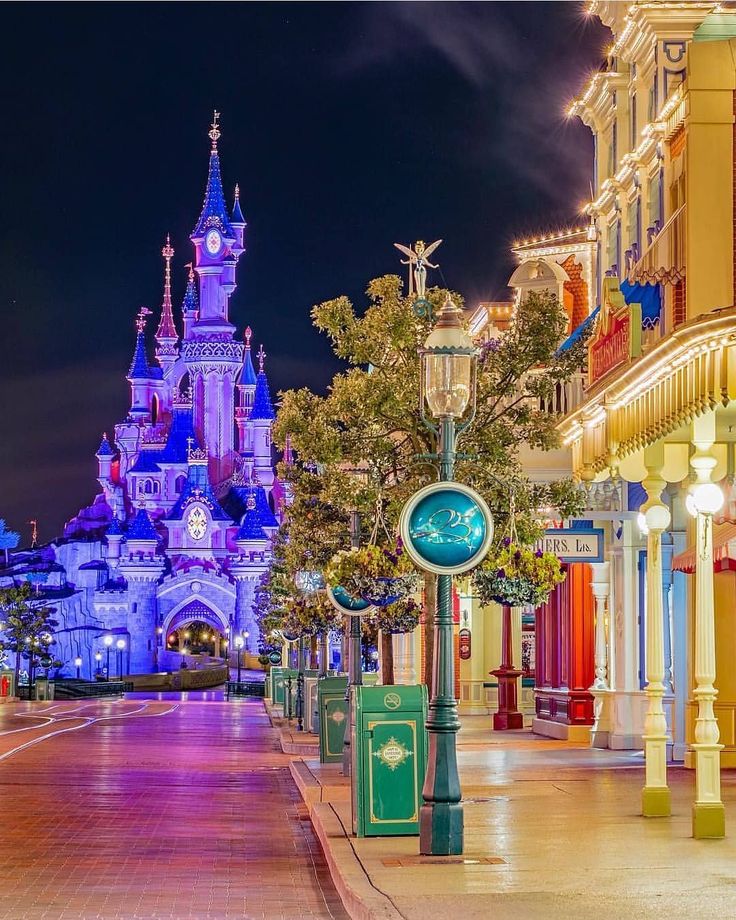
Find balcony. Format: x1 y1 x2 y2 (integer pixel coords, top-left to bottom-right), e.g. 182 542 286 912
628 203 685 286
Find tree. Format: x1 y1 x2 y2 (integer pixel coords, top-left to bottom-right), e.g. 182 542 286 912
274 276 588 681
0 583 58 689
0 520 20 566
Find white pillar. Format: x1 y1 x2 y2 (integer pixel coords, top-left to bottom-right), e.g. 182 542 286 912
640 467 671 818
393 631 417 685
690 416 725 838
591 562 610 690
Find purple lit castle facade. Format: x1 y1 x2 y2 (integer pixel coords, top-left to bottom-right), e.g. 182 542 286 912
11 116 285 676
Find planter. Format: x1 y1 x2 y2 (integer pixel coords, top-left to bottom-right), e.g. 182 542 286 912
359 575 417 608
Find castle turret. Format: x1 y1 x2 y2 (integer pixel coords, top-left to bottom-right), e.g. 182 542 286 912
230 183 247 257
127 308 154 421
181 264 199 342
236 327 258 453
182 113 243 483
155 235 179 379
96 432 115 484
118 507 164 674
250 346 276 490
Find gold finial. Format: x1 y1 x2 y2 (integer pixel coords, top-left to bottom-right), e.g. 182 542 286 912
257 344 266 372
234 183 240 201
244 326 252 347
136 306 152 333
209 110 221 150
185 262 195 283
162 234 175 262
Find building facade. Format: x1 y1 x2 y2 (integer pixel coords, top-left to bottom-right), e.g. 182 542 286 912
2 117 283 677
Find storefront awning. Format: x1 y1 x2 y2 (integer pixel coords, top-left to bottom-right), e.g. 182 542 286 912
672 523 736 574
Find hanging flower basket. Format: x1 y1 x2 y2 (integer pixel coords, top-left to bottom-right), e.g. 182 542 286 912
372 597 422 634
472 539 565 608
325 543 418 608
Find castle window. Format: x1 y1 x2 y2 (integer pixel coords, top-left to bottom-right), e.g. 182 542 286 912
175 474 187 494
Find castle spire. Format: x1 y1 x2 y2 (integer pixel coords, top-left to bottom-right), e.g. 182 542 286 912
231 183 246 226
240 327 257 387
181 263 199 341
155 235 178 344
192 111 234 239
128 308 152 379
251 345 275 421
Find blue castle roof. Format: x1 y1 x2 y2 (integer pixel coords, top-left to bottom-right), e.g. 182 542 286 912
236 504 268 542
250 371 275 420
106 518 125 537
96 434 114 457
241 346 257 387
192 149 234 239
127 508 159 541
231 188 246 225
167 462 232 522
221 482 278 528
128 331 150 379
182 272 198 315
159 407 198 463
128 451 162 474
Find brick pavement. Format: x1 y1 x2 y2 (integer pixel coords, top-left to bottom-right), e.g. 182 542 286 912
0 697 348 920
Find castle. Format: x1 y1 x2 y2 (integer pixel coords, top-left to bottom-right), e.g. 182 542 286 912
4 115 283 676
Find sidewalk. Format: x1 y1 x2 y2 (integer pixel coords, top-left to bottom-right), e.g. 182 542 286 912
287 715 736 920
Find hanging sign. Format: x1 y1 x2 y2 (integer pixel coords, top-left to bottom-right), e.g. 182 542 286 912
536 527 604 564
399 481 494 576
326 585 373 617
459 628 471 660
588 277 642 385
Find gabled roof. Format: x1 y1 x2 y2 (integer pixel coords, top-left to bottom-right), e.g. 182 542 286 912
167 462 232 522
128 451 162 474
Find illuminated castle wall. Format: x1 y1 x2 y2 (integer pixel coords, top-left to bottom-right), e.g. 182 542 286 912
10 116 284 676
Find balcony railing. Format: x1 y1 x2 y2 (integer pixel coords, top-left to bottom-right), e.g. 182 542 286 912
534 371 587 416
628 203 685 286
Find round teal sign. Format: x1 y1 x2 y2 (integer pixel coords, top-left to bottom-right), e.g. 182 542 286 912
327 585 372 617
399 482 493 576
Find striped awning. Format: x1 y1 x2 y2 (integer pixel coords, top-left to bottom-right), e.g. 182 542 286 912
672 523 736 574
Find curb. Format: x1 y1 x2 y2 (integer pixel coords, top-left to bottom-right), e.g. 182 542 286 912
311 803 405 920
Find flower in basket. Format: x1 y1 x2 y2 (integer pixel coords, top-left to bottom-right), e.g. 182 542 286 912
324 542 418 607
371 597 422 635
472 541 565 608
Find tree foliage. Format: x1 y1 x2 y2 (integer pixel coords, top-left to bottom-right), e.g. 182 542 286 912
0 582 58 683
274 276 587 545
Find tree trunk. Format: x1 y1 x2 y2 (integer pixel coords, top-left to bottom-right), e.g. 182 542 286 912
381 631 394 685
423 573 437 688
309 635 318 669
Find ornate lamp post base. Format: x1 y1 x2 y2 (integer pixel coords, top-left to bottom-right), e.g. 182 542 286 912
693 799 726 839
642 784 671 818
420 731 463 856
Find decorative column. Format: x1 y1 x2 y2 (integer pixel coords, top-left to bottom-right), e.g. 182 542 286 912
392 630 417 685
690 416 725 838
491 606 523 730
589 561 612 749
640 458 672 818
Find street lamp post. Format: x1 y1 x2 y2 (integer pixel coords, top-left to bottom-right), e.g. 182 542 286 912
417 294 478 856
296 636 305 732
103 634 113 682
234 635 244 686
94 652 102 679
116 638 126 679
342 510 364 776
74 656 82 680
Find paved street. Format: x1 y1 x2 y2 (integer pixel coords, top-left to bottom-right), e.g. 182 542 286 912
0 697 348 920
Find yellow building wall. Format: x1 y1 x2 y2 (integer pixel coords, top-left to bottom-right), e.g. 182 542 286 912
686 568 736 767
685 40 736 319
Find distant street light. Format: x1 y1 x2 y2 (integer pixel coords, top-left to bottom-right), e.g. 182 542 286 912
116 638 126 679
74 656 83 680
103 634 114 681
234 635 245 685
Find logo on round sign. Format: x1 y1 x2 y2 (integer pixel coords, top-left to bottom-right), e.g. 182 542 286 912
399 481 494 576
384 691 401 710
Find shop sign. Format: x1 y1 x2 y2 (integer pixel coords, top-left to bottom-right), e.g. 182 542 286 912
400 482 494 576
459 628 471 660
536 528 604 564
589 277 642 385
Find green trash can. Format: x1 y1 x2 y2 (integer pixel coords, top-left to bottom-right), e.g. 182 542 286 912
318 676 348 763
283 669 318 720
352 684 428 837
271 667 290 706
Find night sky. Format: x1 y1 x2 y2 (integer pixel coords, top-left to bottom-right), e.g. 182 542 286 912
1 2 608 541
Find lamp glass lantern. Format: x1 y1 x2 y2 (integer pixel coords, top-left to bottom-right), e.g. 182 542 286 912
116 639 126 651
103 634 114 648
421 295 477 420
